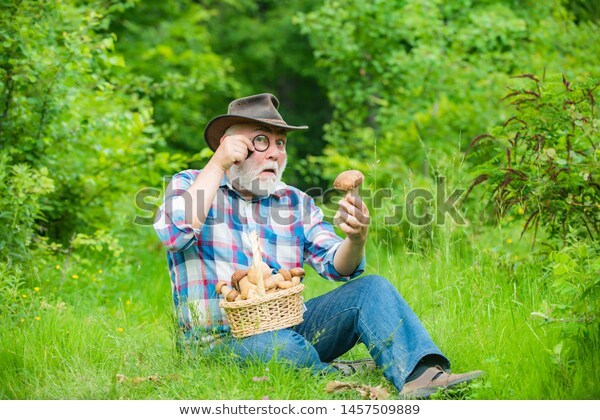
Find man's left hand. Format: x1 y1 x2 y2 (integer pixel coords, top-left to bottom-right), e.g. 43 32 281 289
335 194 370 243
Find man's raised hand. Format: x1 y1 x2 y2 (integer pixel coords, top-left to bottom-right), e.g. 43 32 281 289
212 135 255 171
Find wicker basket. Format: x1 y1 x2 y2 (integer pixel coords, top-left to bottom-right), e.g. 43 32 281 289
220 284 305 338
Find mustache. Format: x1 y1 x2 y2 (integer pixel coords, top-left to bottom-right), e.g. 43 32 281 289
260 163 279 172
231 158 286 180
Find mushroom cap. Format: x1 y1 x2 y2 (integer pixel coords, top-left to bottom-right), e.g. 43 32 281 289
289 267 305 277
216 280 227 294
231 269 248 282
333 170 364 191
230 269 248 289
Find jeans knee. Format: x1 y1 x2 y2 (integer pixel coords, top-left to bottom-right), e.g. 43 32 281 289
356 275 397 295
271 329 312 355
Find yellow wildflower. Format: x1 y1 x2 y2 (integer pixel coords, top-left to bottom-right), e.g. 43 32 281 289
22 294 28 299
55 265 61 270
506 238 513 244
126 300 131 306
35 316 41 321
34 287 40 292
98 269 103 274
117 327 124 333
518 207 525 215
72 274 79 279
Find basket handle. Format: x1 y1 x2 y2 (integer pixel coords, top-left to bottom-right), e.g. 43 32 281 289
249 231 266 296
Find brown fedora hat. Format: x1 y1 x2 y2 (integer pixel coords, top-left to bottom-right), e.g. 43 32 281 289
203 93 308 151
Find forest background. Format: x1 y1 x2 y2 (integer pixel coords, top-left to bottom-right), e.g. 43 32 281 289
0 0 598 399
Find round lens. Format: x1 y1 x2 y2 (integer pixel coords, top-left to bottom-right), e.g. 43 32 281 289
252 135 270 152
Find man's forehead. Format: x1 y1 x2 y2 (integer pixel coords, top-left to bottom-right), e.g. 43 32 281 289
251 124 287 135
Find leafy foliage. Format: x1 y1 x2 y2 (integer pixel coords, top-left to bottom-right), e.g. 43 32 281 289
0 153 54 264
204 0 332 189
534 243 600 358
0 0 169 241
466 74 599 245
1 0 600 399
295 0 600 247
109 0 241 154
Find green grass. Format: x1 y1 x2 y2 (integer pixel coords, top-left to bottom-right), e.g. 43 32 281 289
1 224 598 400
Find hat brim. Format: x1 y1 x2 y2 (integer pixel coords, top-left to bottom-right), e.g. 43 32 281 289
204 115 308 152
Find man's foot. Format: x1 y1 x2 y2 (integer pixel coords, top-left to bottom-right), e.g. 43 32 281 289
398 366 484 399
330 358 377 376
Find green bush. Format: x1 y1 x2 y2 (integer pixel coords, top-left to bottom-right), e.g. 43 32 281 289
534 243 600 359
466 74 599 246
0 0 170 242
109 0 241 154
296 0 600 247
0 153 54 265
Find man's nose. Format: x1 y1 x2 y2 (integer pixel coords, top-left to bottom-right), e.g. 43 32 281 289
264 142 281 160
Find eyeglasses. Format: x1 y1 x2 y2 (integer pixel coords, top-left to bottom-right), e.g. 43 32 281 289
251 134 286 153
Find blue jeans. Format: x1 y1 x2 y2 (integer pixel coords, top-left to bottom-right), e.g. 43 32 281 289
216 275 449 391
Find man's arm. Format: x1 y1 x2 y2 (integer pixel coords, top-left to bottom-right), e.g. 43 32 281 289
184 134 255 230
332 195 370 276
154 134 254 251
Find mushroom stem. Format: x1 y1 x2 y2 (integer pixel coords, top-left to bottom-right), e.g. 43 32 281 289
238 276 258 300
345 186 360 201
219 285 239 302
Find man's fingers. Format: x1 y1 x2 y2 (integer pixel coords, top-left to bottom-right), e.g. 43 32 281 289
335 208 365 230
337 221 363 236
224 135 255 153
346 195 369 215
239 135 255 151
338 198 370 224
231 146 248 164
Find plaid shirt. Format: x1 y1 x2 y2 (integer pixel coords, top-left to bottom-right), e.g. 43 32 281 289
154 169 365 344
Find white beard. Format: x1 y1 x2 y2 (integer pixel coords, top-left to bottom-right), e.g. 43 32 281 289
229 158 287 197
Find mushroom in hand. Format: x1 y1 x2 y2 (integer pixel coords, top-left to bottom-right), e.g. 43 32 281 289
333 170 364 200
333 170 365 226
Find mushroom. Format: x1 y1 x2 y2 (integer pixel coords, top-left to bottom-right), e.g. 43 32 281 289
268 273 291 289
263 275 277 290
230 270 248 291
217 284 240 302
333 170 364 226
333 170 364 200
246 287 258 300
278 269 292 282
216 281 227 294
231 270 259 300
226 289 241 302
286 268 304 287
238 275 258 300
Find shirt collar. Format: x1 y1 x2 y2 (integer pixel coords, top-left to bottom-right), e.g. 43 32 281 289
221 174 287 201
